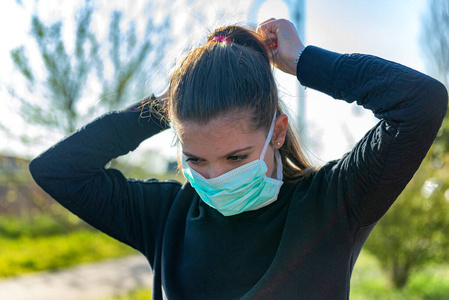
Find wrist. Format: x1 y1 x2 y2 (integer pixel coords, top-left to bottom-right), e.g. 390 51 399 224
292 47 305 76
294 48 305 64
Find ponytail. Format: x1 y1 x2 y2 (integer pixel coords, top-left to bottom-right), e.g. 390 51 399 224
167 24 316 182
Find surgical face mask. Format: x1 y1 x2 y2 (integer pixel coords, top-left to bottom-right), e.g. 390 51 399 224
182 113 284 216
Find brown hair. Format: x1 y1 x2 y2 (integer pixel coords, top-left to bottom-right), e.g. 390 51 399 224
166 25 315 182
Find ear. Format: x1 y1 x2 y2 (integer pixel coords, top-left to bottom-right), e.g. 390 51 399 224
272 114 288 149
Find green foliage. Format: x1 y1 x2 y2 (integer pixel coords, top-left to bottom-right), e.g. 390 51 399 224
0 170 179 279
0 229 135 278
423 0 449 152
407 270 449 299
101 253 449 300
10 46 34 83
361 0 449 289
1 211 448 298
0 212 134 278
364 155 449 288
9 1 170 135
350 251 449 299
98 288 152 300
25 7 97 133
423 0 449 89
98 9 169 110
0 214 86 238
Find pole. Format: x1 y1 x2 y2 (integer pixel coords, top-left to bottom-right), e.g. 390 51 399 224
248 0 306 135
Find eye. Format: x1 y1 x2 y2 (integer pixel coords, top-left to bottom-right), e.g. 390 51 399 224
227 155 248 162
186 157 201 164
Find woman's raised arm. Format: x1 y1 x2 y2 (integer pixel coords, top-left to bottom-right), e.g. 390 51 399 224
258 18 448 226
297 45 448 226
29 94 181 254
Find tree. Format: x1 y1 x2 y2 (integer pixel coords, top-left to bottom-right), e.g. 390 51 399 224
3 0 172 229
364 0 449 289
364 162 449 288
10 6 96 134
422 0 449 153
9 0 170 136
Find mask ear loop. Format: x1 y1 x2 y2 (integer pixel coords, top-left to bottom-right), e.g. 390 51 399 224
274 149 283 181
260 113 277 160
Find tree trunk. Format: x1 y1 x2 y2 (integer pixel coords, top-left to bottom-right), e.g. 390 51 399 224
391 262 410 289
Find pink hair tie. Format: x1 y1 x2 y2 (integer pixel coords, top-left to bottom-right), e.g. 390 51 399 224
212 36 231 44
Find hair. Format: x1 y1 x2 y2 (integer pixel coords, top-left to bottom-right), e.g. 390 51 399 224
165 25 315 182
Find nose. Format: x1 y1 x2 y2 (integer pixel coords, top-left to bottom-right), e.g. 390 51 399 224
205 165 228 179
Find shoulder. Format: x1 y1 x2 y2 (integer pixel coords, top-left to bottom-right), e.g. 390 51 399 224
286 158 345 203
128 177 184 195
300 159 341 183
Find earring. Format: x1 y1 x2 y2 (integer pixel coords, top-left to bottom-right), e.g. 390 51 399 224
276 142 280 146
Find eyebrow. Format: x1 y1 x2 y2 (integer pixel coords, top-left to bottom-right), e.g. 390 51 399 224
183 146 254 159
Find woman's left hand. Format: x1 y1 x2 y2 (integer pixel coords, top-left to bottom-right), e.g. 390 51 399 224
256 18 305 76
155 86 169 109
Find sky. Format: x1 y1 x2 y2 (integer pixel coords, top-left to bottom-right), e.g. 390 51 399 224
0 0 430 168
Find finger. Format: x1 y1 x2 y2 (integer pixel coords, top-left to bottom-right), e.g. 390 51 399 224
258 18 280 33
257 30 277 49
267 46 279 59
259 18 276 27
256 18 277 35
265 33 277 45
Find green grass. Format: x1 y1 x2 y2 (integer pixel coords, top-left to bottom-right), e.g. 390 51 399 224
0 229 135 278
101 251 449 300
350 251 449 299
0 214 136 278
96 288 151 300
2 214 448 299
0 214 83 238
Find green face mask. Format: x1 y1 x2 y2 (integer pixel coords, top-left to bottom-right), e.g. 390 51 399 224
182 114 284 217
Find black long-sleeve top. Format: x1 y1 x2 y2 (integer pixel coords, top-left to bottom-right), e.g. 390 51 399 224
29 46 448 299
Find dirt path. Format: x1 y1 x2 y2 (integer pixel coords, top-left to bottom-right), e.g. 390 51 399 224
0 254 152 300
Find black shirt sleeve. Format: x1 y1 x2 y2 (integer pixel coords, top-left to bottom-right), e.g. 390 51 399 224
297 46 448 226
29 96 182 256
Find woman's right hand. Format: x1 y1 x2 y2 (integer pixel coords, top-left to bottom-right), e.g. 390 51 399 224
256 18 305 76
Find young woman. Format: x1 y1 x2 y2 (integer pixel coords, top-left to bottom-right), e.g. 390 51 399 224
30 18 447 299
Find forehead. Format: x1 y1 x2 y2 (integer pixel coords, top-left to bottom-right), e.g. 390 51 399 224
179 115 249 139
177 116 267 157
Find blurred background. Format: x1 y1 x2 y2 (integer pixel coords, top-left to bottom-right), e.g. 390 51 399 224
0 0 448 299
